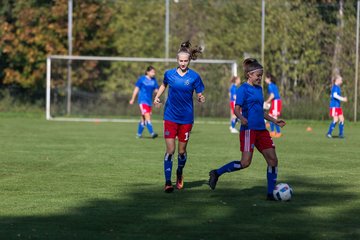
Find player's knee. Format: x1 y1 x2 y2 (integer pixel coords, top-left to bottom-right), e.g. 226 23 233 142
178 151 186 156
167 150 175 156
240 159 251 168
268 157 278 167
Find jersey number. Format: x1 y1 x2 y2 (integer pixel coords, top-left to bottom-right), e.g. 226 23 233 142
184 132 189 141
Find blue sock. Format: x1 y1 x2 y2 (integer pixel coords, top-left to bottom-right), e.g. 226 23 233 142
339 122 344 136
177 153 187 175
327 121 337 135
164 153 173 182
267 166 278 194
275 125 281 133
270 122 275 132
216 161 242 176
137 121 145 136
145 120 154 135
231 118 237 128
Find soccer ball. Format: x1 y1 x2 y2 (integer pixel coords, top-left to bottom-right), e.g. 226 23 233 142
273 183 293 201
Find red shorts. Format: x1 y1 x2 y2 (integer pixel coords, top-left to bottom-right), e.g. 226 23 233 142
329 107 343 117
269 99 282 117
139 104 152 115
164 120 193 142
230 101 235 115
240 129 275 153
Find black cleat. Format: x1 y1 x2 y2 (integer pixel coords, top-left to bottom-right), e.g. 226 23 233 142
266 193 277 201
208 170 219 190
151 133 158 139
164 180 174 193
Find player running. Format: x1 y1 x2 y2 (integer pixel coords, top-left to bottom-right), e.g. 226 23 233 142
208 58 286 201
229 76 241 133
154 41 205 193
326 75 347 138
129 66 159 139
264 73 282 138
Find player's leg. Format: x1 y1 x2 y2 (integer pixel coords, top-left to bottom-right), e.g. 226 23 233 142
175 124 193 189
338 114 345 138
327 112 338 138
164 138 176 192
209 130 254 190
262 148 278 200
269 102 276 137
144 110 158 138
256 130 277 200
137 110 145 138
230 115 239 133
163 120 177 193
209 152 252 190
274 100 282 137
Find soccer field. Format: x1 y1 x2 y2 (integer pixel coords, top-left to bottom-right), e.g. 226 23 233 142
0 114 359 240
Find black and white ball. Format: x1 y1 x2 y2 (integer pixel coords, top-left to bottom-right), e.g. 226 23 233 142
273 183 293 201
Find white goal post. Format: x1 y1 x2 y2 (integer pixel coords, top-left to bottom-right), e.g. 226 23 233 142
46 55 238 122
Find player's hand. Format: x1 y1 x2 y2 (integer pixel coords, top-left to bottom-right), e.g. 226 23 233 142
129 99 134 105
240 117 248 126
154 97 162 108
198 95 205 103
275 119 286 128
344 97 348 102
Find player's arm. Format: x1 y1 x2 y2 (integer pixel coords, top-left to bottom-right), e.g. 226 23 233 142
154 83 167 106
265 93 274 104
264 112 286 128
234 105 247 125
333 92 348 102
129 87 139 105
197 92 205 103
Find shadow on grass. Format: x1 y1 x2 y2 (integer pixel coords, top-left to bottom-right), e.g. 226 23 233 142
0 176 359 240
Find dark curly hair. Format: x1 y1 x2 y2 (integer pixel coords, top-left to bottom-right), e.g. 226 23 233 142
145 65 155 75
177 40 202 61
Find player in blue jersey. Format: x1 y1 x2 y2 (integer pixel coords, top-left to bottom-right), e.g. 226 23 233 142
208 58 286 200
153 41 205 193
129 66 159 138
265 73 282 138
326 75 347 138
229 76 241 133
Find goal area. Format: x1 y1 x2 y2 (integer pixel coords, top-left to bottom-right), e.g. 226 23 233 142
46 55 238 122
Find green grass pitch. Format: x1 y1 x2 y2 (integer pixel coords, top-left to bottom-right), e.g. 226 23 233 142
0 114 359 239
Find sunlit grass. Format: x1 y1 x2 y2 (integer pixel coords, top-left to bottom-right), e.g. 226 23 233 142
0 115 359 239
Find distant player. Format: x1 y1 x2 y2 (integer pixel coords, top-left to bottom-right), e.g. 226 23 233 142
154 41 205 193
264 73 282 138
129 66 159 138
208 58 286 201
327 75 347 138
229 76 241 133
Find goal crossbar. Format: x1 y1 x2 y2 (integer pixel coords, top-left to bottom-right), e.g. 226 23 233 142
46 55 238 122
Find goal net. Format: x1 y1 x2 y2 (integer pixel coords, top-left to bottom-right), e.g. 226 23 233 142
46 55 238 122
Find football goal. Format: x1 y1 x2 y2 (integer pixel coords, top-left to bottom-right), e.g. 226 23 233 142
46 55 238 122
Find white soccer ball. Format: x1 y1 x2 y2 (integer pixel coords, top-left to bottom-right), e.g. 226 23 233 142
273 183 293 201
263 102 271 110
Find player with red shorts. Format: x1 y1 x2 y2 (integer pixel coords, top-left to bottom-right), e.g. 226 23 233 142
326 75 347 138
229 76 241 133
209 58 286 201
265 73 282 138
154 41 205 193
129 66 159 138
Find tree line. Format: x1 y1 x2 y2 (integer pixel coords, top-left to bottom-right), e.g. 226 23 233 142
0 0 358 119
